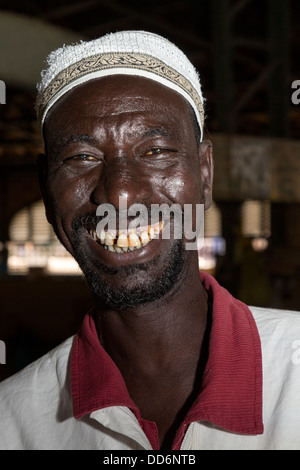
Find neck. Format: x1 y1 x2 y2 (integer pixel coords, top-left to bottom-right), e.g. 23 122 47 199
92 259 210 449
93 258 209 374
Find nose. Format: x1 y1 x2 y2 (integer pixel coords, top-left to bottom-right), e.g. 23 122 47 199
92 157 153 210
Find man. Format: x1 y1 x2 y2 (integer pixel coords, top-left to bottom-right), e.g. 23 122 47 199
0 30 300 450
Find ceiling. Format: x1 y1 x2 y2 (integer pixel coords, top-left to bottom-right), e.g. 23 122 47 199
0 0 299 151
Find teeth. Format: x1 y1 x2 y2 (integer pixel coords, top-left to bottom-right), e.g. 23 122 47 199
128 232 141 248
104 232 115 246
153 221 164 235
89 220 164 253
149 226 155 239
99 230 106 244
116 232 129 248
140 230 150 245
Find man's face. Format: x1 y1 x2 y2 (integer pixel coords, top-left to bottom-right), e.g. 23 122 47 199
41 75 212 308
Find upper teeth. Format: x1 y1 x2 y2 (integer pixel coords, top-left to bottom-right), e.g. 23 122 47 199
89 221 164 253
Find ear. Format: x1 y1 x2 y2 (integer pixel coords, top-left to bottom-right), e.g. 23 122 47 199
198 139 214 211
37 153 53 225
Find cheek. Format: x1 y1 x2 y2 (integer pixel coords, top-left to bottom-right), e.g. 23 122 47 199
46 173 92 230
163 177 186 201
159 164 202 205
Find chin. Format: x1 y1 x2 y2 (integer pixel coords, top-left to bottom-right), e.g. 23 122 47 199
74 238 186 310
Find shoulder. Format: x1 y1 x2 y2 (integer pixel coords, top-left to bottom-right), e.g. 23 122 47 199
249 305 300 362
0 335 74 390
0 336 75 449
249 305 300 388
249 306 300 444
249 305 300 341
0 335 74 416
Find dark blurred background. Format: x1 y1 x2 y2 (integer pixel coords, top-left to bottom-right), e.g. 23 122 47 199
0 0 299 381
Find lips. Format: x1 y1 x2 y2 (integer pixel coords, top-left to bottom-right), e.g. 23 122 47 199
88 220 164 253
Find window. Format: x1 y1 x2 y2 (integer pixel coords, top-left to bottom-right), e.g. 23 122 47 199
198 201 226 271
241 200 271 251
7 200 81 275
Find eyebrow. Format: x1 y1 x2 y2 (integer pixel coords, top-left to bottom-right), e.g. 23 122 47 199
56 129 171 146
50 134 98 156
140 126 176 139
51 127 176 157
61 134 98 148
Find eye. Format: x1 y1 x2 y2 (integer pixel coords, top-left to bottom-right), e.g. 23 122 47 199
142 147 178 160
143 148 164 157
64 154 100 164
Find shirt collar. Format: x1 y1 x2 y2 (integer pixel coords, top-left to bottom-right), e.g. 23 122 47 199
182 272 263 435
71 311 139 419
71 272 263 439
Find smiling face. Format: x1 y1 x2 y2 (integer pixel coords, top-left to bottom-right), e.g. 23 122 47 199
40 75 213 308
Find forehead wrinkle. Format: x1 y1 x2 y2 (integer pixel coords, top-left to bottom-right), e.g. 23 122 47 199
93 110 180 142
108 113 179 137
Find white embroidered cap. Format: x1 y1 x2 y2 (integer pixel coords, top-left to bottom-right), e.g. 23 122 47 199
36 30 205 140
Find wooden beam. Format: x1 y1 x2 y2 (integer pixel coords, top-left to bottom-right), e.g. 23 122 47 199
211 0 235 132
40 0 100 20
268 0 290 137
212 133 300 203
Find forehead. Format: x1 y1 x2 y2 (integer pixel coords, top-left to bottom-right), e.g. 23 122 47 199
44 75 195 141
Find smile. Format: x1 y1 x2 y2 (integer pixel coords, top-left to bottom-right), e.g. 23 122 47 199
88 221 164 253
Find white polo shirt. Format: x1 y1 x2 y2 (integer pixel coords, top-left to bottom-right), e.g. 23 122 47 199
0 272 300 450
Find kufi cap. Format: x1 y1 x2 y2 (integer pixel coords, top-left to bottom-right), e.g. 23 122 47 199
36 30 205 140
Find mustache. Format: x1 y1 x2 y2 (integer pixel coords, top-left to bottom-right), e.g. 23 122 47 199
71 211 98 232
71 208 156 232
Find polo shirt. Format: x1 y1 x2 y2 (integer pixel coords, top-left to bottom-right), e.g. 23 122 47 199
1 272 300 449
71 271 263 450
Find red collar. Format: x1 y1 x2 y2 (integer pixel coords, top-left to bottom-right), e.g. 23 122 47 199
71 272 263 449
